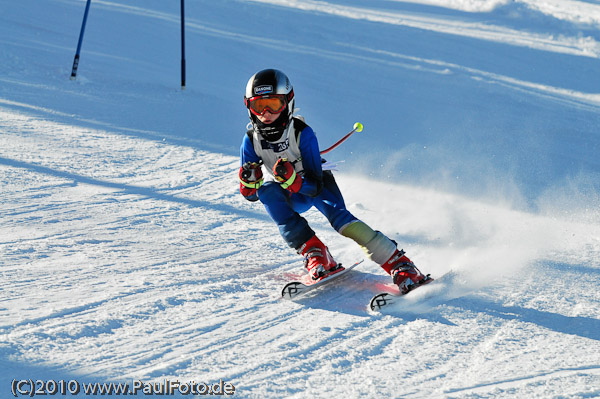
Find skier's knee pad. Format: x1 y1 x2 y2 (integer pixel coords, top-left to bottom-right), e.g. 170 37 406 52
340 220 377 246
341 221 396 265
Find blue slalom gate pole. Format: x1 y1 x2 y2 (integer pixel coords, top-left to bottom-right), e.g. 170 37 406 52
70 0 92 80
180 0 186 89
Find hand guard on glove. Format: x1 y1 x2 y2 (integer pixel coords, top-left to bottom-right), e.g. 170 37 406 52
273 158 302 193
239 162 263 199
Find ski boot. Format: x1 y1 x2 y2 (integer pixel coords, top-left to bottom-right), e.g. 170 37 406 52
298 235 339 280
385 249 427 294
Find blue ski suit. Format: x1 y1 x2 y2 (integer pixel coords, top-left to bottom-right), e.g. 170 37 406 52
240 118 358 249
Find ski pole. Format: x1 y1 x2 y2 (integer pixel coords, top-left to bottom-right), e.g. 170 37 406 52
320 122 363 155
245 122 363 168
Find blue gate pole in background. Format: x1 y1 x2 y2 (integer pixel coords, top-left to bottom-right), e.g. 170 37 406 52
70 0 92 80
180 0 186 90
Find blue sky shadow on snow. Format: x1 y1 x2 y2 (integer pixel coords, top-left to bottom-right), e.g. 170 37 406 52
448 296 600 341
0 156 271 225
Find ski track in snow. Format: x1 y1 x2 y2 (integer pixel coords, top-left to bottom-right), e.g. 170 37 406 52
1 0 600 398
246 0 600 57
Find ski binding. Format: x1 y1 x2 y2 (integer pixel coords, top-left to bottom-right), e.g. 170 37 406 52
281 260 363 300
369 274 435 312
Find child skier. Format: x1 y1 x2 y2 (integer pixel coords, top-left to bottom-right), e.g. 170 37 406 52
238 68 428 293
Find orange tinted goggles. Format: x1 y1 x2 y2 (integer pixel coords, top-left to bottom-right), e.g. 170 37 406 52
247 95 287 116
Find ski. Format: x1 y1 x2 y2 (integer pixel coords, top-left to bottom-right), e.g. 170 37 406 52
369 274 435 312
281 260 364 300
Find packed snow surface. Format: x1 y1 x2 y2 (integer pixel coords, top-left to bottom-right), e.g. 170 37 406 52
1 0 599 398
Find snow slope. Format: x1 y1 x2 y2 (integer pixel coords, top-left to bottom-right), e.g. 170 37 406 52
1 0 599 398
